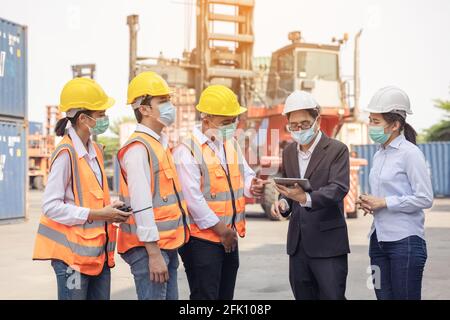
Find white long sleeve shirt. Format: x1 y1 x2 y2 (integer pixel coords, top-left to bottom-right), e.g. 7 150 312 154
280 131 322 211
119 124 169 243
172 125 256 230
42 127 102 226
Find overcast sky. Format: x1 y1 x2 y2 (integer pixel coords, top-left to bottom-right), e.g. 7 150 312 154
1 0 449 132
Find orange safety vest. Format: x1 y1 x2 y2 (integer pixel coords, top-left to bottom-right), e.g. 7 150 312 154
117 131 190 254
181 134 246 243
33 135 117 276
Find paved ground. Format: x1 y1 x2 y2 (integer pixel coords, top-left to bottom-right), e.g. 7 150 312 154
1 191 449 300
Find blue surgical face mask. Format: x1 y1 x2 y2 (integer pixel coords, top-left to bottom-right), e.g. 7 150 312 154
368 125 391 144
157 101 176 127
290 120 317 145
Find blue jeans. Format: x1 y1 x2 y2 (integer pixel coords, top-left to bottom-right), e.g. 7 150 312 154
121 246 179 300
369 231 427 300
51 260 111 300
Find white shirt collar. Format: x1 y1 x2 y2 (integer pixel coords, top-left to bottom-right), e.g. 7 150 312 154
193 124 212 145
297 130 322 158
68 127 97 160
380 134 405 151
136 123 169 149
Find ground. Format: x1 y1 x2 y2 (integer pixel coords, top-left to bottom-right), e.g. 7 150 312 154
1 191 449 300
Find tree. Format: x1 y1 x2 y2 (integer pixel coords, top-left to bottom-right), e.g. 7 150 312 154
97 136 120 163
109 116 135 137
423 97 450 142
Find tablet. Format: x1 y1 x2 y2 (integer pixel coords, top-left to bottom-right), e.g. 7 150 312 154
273 178 312 192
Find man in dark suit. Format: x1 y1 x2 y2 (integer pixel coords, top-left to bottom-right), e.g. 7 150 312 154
272 90 350 300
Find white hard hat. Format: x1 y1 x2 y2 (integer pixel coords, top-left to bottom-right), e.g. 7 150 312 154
282 90 319 115
364 86 413 115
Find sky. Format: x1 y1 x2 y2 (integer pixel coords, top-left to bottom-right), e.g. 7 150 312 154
1 0 449 132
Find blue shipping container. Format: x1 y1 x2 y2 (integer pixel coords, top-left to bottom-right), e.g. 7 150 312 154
28 121 43 135
352 142 450 198
0 119 27 220
0 17 28 119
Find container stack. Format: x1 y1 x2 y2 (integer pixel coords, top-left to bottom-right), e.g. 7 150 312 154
0 17 28 221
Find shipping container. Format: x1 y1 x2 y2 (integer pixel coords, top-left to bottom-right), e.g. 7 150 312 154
0 119 27 220
28 121 43 135
0 17 28 119
352 142 450 198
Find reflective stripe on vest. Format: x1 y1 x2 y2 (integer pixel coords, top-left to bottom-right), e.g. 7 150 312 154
37 223 115 257
181 135 246 243
119 215 190 234
117 132 190 253
33 136 117 276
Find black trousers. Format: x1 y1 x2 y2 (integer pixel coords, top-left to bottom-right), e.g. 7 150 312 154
289 241 348 300
179 237 239 300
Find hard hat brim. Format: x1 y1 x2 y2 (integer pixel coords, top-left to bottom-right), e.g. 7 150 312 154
89 96 116 111
363 106 413 115
127 89 174 105
196 105 247 117
282 106 318 115
233 106 248 116
103 96 116 110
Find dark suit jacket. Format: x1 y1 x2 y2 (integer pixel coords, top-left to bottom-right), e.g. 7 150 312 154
280 132 351 258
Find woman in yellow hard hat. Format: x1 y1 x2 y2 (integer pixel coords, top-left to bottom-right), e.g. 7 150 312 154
33 78 131 300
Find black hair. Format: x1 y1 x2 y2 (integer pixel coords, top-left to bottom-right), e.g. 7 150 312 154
306 107 320 119
134 109 143 123
54 110 93 137
382 112 417 145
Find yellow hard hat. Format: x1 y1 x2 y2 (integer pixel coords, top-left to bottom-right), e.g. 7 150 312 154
59 78 115 113
196 85 247 117
127 71 172 104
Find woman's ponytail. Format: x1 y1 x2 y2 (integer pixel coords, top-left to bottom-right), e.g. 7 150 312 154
382 112 417 145
55 117 69 137
404 122 417 145
54 110 91 137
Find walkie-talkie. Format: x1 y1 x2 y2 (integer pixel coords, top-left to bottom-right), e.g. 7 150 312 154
116 205 133 212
